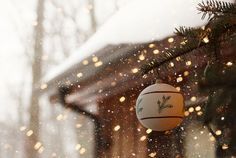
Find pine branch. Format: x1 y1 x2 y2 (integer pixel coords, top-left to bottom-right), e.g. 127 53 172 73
175 26 209 40
199 62 236 90
198 0 236 20
207 15 236 38
141 0 236 75
141 41 208 74
206 123 221 143
141 27 236 75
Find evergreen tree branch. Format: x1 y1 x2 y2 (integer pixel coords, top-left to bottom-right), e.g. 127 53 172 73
199 62 236 90
141 26 236 75
206 123 220 141
141 41 208 74
175 26 209 40
198 0 236 20
207 15 236 38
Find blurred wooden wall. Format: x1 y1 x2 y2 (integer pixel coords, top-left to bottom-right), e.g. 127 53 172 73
96 89 184 158
98 91 147 158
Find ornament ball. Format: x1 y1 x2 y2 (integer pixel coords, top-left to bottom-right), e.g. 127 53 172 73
136 83 184 131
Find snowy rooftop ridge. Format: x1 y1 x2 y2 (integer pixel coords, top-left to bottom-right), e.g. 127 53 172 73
43 0 233 83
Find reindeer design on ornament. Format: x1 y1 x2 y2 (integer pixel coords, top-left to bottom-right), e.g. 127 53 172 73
157 95 173 113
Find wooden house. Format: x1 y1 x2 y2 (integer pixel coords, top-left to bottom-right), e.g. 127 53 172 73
39 0 235 157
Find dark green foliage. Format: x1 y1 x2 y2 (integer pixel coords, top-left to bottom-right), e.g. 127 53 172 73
199 61 236 89
141 0 236 74
198 0 236 19
175 27 207 40
141 1 236 157
141 40 208 74
199 62 236 156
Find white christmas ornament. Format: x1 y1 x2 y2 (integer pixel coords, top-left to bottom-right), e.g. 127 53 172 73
136 83 184 131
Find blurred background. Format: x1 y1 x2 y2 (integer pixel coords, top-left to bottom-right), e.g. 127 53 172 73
1 0 234 158
0 0 132 157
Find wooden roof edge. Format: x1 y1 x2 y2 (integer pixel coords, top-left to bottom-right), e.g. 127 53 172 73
35 42 146 96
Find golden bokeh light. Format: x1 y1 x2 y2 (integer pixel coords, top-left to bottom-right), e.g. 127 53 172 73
40 83 48 90
195 106 201 111
56 114 64 121
169 62 175 67
132 68 139 73
114 125 121 131
177 76 183 83
176 56 181 61
149 43 155 48
153 49 159 54
186 61 192 66
75 144 81 150
149 152 157 157
184 71 189 76
184 111 190 116
203 37 209 43
20 126 27 131
26 130 33 137
146 129 152 134
140 135 147 141
94 61 103 67
34 142 42 150
226 61 233 66
222 144 229 150
119 96 126 102
176 87 181 91
190 96 197 102
197 111 203 116
38 146 44 153
216 130 222 136
92 56 98 62
188 107 194 113
82 60 89 65
79 148 86 154
168 37 174 43
209 136 215 142
76 124 82 128
139 54 145 61
77 72 83 78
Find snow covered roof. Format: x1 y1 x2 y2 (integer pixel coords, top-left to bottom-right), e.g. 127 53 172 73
43 0 232 83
